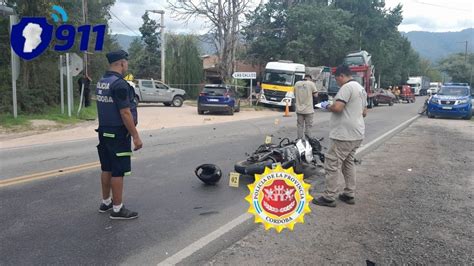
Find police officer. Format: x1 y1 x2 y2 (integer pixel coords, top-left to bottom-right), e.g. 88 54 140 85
96 50 143 220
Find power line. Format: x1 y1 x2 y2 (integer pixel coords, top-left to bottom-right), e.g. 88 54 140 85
413 0 472 13
109 10 141 36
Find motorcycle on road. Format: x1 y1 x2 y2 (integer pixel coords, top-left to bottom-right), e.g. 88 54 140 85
234 136 325 176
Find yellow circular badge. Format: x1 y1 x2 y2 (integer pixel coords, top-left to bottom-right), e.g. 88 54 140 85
245 164 313 233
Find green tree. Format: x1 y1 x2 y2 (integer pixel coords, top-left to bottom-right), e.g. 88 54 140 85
243 1 291 64
418 58 442 82
127 37 145 76
284 4 353 66
165 34 203 98
439 53 474 83
242 0 443 89
134 12 161 79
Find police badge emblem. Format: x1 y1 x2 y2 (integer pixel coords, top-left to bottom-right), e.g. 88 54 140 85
245 164 312 233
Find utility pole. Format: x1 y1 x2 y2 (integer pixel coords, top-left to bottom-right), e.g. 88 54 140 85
147 10 165 83
3 2 18 118
82 0 88 76
457 41 468 63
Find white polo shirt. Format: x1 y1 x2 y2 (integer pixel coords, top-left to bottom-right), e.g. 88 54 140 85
329 80 367 141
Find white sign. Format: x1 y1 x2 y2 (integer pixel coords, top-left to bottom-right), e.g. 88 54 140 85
232 72 256 79
60 53 83 77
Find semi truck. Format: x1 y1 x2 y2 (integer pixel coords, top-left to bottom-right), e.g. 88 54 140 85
407 76 430 96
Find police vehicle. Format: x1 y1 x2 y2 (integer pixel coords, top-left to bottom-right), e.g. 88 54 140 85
427 83 473 120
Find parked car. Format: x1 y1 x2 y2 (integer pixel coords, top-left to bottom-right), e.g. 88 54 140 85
131 79 186 107
197 84 241 115
399 85 416 103
427 83 472 119
373 89 396 106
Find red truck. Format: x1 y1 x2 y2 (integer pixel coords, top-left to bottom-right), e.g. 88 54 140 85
329 65 376 108
328 51 376 108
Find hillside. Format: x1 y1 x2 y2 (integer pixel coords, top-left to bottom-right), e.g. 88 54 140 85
402 28 473 63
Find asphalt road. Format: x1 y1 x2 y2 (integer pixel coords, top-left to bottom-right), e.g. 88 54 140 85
0 99 423 264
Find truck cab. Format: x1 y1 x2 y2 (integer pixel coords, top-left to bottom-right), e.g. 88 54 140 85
259 61 306 111
343 50 372 66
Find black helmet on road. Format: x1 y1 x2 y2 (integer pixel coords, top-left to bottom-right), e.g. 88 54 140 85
195 164 222 185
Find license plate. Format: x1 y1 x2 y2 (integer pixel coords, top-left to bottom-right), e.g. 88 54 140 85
270 97 277 101
208 99 219 102
442 106 452 110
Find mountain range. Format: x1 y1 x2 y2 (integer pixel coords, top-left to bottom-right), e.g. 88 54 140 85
401 28 473 63
113 28 473 63
113 33 217 56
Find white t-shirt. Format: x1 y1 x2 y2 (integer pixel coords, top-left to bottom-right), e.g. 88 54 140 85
329 80 367 141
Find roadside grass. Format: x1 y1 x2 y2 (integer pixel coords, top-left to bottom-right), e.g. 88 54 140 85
0 101 97 132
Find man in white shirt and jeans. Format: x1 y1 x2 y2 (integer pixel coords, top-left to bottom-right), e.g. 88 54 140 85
313 64 368 207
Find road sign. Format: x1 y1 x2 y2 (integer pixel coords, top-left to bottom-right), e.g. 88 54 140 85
232 72 256 79
60 52 83 76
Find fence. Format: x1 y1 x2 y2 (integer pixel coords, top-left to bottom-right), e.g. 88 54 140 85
168 84 258 100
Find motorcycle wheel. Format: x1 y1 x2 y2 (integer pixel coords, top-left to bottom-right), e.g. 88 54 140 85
234 159 275 175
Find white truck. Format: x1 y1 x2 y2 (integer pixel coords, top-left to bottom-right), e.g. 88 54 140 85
128 79 186 107
407 76 430 96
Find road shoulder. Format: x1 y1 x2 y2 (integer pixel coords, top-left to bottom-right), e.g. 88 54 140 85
0 105 279 149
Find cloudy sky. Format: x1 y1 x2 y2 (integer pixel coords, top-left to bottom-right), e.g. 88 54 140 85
108 0 474 36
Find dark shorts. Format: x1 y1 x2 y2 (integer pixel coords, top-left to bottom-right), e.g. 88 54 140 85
96 127 132 177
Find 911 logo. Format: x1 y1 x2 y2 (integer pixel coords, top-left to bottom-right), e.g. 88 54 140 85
10 5 106 60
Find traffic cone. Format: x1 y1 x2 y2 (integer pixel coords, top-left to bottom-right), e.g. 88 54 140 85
283 101 291 117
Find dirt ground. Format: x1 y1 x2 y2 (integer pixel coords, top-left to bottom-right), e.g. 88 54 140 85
206 117 474 265
0 103 278 149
